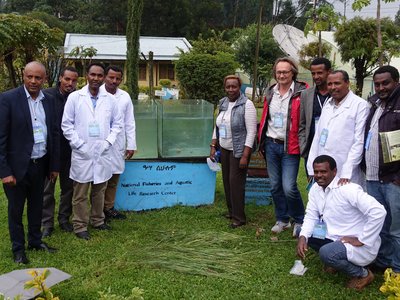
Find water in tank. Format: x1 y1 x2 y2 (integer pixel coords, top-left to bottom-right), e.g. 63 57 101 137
156 99 214 158
131 100 158 159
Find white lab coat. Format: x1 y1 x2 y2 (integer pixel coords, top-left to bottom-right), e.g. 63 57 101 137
300 177 386 266
62 85 122 184
307 91 370 186
100 85 136 174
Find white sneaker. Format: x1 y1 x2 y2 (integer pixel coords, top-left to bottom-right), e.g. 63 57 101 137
293 223 302 238
271 221 291 233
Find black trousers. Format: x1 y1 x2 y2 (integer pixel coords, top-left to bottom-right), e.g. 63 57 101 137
4 157 47 253
220 147 248 223
42 158 73 228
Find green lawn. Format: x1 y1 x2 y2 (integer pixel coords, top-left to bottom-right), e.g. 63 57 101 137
0 165 386 299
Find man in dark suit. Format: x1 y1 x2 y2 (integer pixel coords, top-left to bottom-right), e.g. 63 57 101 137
0 61 60 264
298 57 331 177
41 66 78 238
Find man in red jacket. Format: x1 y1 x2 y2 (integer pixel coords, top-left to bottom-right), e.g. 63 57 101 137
258 57 308 237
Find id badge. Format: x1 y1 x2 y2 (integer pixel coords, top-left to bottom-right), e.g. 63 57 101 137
314 116 320 132
273 112 284 128
319 128 329 147
33 124 45 144
219 124 227 138
88 121 100 137
312 219 327 239
365 131 372 150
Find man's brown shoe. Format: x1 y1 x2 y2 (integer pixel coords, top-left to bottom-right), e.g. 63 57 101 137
346 269 374 291
323 265 337 274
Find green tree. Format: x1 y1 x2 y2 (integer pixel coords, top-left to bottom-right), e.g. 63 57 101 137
334 17 400 95
26 11 66 30
304 3 340 56
273 0 311 30
126 0 143 99
175 52 238 104
3 0 34 13
0 13 64 89
395 7 400 26
298 41 333 70
190 31 234 55
352 0 397 66
141 0 191 37
233 23 283 99
66 46 98 77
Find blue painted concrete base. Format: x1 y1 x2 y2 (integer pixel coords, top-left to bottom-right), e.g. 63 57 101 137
115 161 216 211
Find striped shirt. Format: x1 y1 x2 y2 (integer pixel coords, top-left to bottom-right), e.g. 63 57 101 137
365 104 384 181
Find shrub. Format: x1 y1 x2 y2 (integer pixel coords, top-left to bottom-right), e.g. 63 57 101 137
175 52 238 104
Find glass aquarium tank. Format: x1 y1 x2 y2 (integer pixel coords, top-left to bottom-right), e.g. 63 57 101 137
132 100 158 159
156 99 214 158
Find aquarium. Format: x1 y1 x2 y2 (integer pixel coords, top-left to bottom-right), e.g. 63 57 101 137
131 100 158 159
156 99 214 158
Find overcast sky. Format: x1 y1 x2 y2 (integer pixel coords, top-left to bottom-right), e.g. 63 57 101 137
330 0 400 19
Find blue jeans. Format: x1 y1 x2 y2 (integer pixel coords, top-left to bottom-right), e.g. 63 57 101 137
315 240 366 277
265 140 304 224
366 181 400 272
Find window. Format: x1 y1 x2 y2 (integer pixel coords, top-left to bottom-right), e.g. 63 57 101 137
139 64 147 81
159 64 175 80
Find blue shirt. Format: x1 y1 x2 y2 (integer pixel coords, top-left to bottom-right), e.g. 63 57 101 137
24 86 47 159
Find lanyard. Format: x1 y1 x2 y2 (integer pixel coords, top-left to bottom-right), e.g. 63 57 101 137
316 94 324 109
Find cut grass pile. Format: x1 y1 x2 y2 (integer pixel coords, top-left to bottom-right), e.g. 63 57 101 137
136 231 255 280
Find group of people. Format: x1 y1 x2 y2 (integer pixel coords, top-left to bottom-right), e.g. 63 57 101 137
212 56 399 290
1 56 399 291
0 61 136 264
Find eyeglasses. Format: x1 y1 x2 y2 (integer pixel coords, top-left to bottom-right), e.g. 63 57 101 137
276 70 292 76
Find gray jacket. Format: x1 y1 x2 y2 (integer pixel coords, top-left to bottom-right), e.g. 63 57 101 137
217 93 248 158
299 86 316 158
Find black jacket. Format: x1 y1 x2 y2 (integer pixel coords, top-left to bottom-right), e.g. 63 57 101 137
44 86 72 161
362 84 400 183
0 85 60 181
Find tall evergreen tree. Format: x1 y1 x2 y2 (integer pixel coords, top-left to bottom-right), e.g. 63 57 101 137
126 0 143 99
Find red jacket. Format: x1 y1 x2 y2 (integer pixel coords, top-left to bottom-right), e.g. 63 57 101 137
258 81 309 155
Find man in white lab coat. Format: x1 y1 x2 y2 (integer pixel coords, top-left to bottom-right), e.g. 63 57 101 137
101 65 136 220
297 155 386 290
62 63 122 240
307 70 370 187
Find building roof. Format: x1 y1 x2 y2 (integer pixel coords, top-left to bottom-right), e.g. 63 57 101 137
63 33 192 61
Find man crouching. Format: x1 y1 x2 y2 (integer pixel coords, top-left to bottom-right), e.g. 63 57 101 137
297 155 386 290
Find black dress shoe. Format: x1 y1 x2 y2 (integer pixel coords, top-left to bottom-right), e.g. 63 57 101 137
105 208 127 220
28 242 57 253
230 222 246 229
93 223 111 230
59 222 73 232
75 231 91 240
13 252 29 264
42 227 54 238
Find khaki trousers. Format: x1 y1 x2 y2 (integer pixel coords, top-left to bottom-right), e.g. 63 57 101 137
72 181 107 233
104 174 120 211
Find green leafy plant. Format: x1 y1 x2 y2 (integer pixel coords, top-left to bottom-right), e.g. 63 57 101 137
380 268 400 299
24 269 59 300
0 294 21 300
98 287 144 300
158 79 171 88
